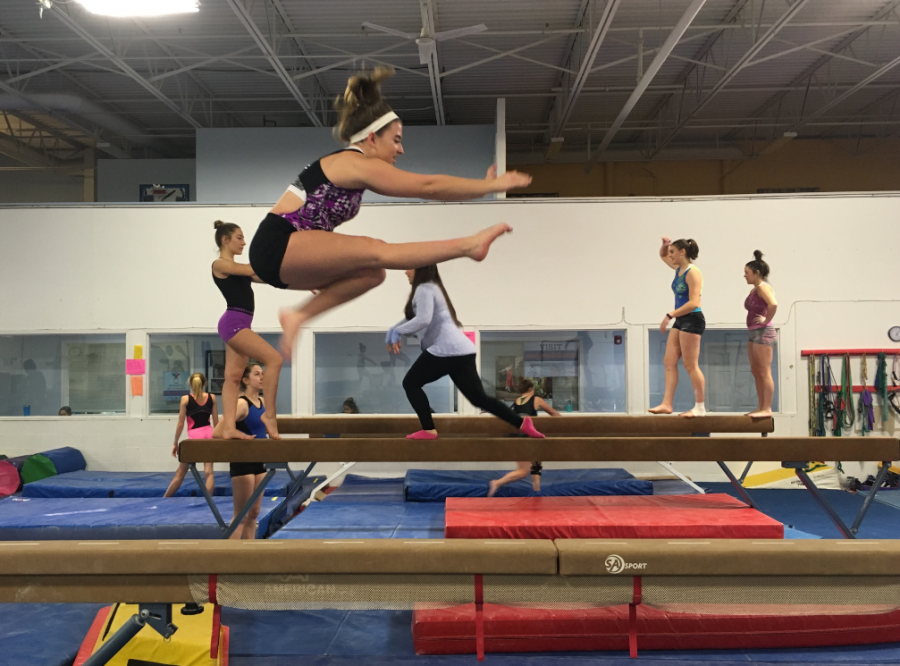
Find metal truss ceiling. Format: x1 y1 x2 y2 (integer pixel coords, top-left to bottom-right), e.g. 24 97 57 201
1 0 900 165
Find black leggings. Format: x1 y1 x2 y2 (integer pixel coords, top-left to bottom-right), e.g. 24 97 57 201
403 352 524 431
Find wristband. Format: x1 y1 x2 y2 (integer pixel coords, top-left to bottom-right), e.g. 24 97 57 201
666 313 673 320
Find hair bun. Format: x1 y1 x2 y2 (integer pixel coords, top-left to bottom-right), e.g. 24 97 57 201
214 220 223 229
753 250 763 260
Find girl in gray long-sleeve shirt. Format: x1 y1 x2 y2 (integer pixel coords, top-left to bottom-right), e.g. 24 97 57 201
387 265 545 441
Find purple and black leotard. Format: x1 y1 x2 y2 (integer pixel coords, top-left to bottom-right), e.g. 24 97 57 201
249 147 366 289
214 264 255 342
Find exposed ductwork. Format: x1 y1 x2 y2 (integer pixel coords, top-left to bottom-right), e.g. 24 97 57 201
0 93 180 158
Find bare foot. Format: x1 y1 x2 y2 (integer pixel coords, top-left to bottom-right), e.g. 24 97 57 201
217 425 254 440
487 479 502 498
679 408 704 418
744 409 761 416
747 409 772 419
279 308 307 360
648 405 673 415
465 224 513 262
261 414 282 440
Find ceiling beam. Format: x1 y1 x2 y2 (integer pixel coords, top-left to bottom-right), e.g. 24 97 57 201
585 0 708 171
0 119 63 169
722 0 900 142
224 0 322 127
421 0 445 125
630 0 750 146
47 4 203 129
649 0 811 158
552 0 622 137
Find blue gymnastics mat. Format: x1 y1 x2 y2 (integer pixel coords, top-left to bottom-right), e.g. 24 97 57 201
22 469 325 498
701 483 900 539
0 495 283 540
323 474 406 502
0 603 105 666
272 499 445 540
404 468 652 501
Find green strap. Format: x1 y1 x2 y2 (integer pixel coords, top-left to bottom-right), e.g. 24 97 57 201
878 352 889 422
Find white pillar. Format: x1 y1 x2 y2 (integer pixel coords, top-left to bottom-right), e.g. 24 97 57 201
495 98 506 200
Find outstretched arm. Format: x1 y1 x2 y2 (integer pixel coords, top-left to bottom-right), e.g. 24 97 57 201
213 257 256 278
336 158 531 201
535 397 561 417
659 236 677 268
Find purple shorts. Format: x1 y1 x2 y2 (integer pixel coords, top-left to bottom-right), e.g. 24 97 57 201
218 308 253 343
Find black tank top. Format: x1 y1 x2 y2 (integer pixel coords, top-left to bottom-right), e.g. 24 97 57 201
186 394 213 430
213 264 255 313
512 395 538 416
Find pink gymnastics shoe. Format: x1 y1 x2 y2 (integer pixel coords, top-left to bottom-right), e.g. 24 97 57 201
406 430 439 440
519 417 545 439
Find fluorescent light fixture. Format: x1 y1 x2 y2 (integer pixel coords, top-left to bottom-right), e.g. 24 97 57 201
74 0 200 17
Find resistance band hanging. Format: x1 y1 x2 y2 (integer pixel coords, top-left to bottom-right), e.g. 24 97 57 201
833 353 854 437
816 354 835 437
888 354 900 418
808 355 817 437
859 353 874 436
875 352 889 422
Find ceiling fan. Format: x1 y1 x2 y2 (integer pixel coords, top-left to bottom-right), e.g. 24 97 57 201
361 20 487 65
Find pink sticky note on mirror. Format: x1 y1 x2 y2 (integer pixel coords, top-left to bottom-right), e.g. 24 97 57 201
464 332 476 344
126 359 146 375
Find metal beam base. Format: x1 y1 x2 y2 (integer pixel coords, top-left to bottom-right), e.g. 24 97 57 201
82 604 177 666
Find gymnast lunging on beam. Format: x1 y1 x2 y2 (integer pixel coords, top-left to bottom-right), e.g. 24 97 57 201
649 237 707 418
248 67 531 361
212 221 284 440
388 265 544 442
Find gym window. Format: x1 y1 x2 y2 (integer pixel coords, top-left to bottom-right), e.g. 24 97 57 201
479 330 627 413
0 334 126 416
147 333 292 415
314 332 456 415
648 328 780 413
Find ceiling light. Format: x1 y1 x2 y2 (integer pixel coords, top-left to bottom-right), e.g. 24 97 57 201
73 0 200 17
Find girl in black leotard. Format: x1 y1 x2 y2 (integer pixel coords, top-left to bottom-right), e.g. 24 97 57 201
488 379 561 497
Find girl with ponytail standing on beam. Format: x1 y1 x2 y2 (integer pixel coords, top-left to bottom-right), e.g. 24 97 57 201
213 221 284 441
248 67 531 360
165 372 217 497
744 250 778 418
388 265 545 442
649 237 707 418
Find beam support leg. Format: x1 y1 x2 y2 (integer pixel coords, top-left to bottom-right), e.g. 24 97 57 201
717 461 761 510
656 461 705 494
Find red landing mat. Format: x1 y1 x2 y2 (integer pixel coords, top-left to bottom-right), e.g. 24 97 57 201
444 494 783 539
413 603 900 654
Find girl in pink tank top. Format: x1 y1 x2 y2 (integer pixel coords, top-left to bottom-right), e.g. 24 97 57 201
743 251 778 418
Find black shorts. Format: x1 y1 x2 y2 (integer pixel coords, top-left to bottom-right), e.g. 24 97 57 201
229 462 267 478
249 213 293 289
673 311 706 336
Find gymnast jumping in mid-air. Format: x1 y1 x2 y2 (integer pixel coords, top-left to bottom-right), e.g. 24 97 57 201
212 221 284 440
387 265 545 442
248 67 531 359
649 237 707 418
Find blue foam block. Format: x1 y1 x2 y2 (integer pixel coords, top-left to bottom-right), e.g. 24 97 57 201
0 603 105 666
39 447 86 475
22 470 324 498
0 495 283 540
404 468 651 501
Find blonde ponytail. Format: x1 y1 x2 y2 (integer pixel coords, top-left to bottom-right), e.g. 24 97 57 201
188 372 206 402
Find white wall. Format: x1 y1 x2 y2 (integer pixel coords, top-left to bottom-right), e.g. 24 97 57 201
196 126 496 204
97 158 196 202
0 193 898 479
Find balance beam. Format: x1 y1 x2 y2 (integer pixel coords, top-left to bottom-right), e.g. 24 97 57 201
180 436 898 463
4 538 900 604
277 414 774 436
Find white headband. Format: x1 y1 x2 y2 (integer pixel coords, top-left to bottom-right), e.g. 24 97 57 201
348 111 399 144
